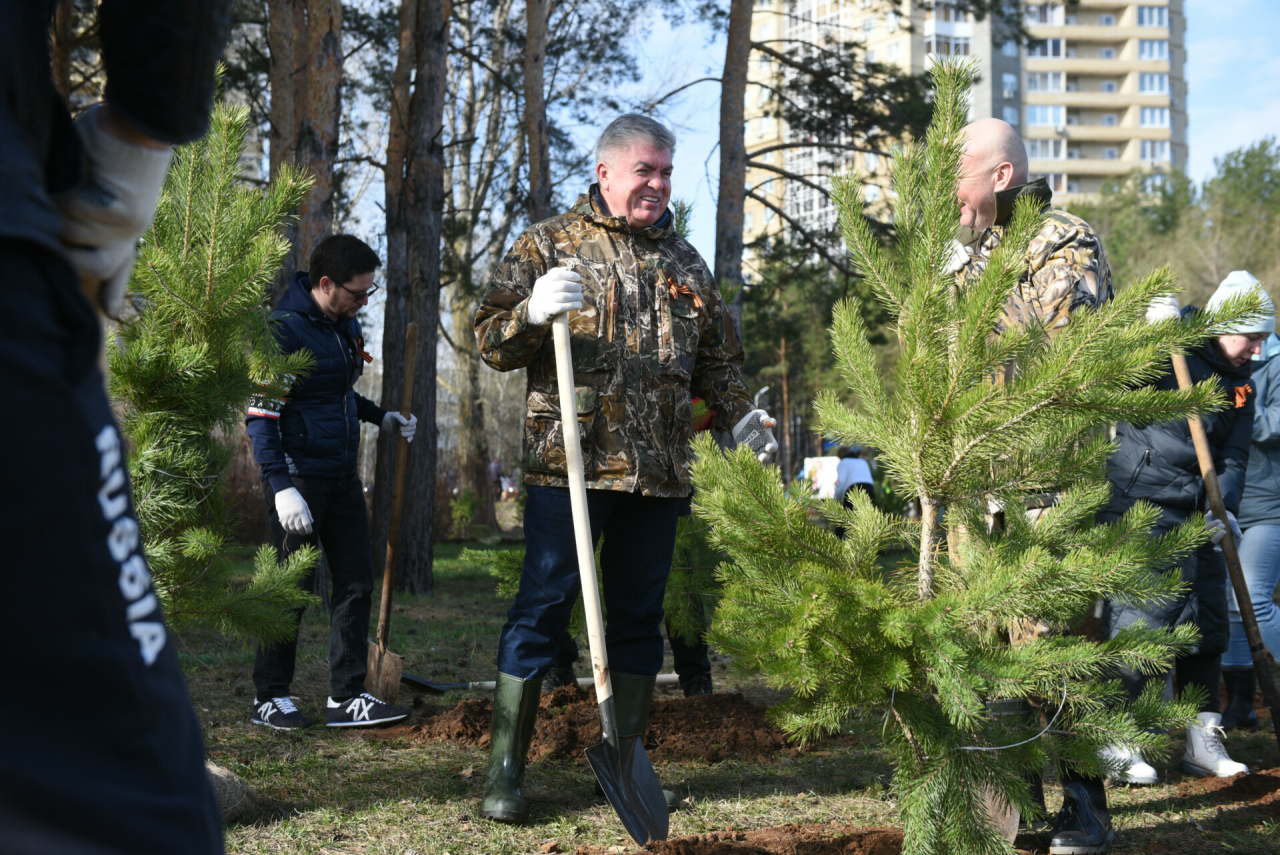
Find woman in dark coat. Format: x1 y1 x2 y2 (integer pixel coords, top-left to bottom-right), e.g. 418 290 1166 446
1097 276 1274 783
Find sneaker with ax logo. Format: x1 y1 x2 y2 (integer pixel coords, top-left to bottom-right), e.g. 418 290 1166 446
252 696 314 730
326 692 410 727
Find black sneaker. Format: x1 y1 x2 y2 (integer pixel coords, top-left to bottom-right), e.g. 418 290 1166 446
252 696 314 730
325 692 410 727
1049 782 1114 855
542 665 578 693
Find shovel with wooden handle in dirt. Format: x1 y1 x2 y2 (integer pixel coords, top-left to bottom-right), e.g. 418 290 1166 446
366 322 419 704
551 311 669 846
1172 351 1280 749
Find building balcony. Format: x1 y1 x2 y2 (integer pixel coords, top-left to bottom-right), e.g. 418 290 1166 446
1023 92 1171 108
1026 24 1167 41
1031 158 1162 176
1024 57 1173 75
1024 125 1176 142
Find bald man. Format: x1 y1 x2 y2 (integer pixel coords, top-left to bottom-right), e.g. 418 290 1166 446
955 118 1113 348
954 120 1118 855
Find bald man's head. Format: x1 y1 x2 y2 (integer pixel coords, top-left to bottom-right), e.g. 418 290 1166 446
956 118 1029 231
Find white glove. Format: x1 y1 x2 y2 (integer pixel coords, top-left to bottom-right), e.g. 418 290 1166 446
1146 295 1181 324
526 268 584 326
732 408 779 462
1205 509 1243 552
944 239 971 275
382 411 418 443
57 105 174 319
275 487 314 535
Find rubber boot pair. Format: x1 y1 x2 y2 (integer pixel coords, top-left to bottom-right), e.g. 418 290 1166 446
480 673 543 823
1220 669 1259 730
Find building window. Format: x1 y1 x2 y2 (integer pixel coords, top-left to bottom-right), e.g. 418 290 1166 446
1143 173 1167 192
1141 106 1169 126
928 36 968 56
1101 114 1118 126
1003 106 1019 125
1025 138 1064 160
1002 40 1018 58
1140 72 1168 93
1002 72 1018 92
1101 80 1117 93
1099 47 1116 59
864 184 881 202
744 211 754 231
1099 14 1115 26
1027 39 1063 58
760 114 774 134
1103 147 1119 160
1067 147 1081 160
1138 6 1168 27
1026 71 1064 92
863 17 874 37
744 120 751 138
887 41 901 62
1025 4 1063 25
1067 179 1080 193
866 49 876 63
1139 40 1169 60
760 55 771 72
1026 105 1065 127
885 10 899 31
1030 172 1067 193
1142 140 1171 161
864 152 879 171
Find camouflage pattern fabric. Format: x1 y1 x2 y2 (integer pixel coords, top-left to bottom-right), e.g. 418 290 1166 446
474 186 753 497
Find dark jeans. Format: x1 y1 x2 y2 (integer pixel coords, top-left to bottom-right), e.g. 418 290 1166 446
0 240 221 853
552 620 712 682
253 474 374 700
498 485 683 678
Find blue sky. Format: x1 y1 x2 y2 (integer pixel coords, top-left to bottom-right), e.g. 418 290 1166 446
612 1 1280 262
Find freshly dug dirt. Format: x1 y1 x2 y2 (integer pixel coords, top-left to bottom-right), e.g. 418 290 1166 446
370 686 813 764
571 823 1042 855
1177 765 1280 818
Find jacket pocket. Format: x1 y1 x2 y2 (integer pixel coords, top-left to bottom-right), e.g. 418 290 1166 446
279 409 310 455
658 277 703 378
522 387 597 477
561 257 612 372
1120 448 1151 498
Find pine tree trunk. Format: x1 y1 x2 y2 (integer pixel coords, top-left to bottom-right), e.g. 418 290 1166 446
267 0 343 306
451 292 498 530
780 336 791 479
918 496 938 601
524 0 551 224
374 0 450 595
713 0 753 288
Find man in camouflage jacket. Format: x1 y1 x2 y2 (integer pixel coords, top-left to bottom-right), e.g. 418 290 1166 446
954 119 1116 855
472 114 771 824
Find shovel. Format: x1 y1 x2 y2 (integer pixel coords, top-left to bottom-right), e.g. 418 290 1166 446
551 311 669 845
366 322 419 704
1172 352 1280 749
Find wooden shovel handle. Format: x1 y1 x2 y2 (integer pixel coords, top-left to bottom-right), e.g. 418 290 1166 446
1171 352 1280 741
376 322 418 651
551 313 612 705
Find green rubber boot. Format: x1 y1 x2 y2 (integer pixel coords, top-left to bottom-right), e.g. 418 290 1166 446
611 672 682 811
480 673 543 823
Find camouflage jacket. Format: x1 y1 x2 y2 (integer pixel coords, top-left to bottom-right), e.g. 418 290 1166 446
959 179 1114 344
474 187 753 497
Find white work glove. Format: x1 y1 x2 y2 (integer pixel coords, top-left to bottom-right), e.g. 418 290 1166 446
1146 294 1181 324
732 409 779 462
1204 509 1243 553
275 487 314 535
526 267 584 326
57 105 174 319
382 410 418 443
944 239 971 275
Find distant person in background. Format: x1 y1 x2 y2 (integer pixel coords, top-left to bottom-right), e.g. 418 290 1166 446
488 457 505 500
833 447 875 537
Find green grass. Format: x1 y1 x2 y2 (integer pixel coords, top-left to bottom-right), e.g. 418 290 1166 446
180 544 1280 854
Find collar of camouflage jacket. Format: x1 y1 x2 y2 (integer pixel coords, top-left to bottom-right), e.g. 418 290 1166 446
573 183 676 240
993 177 1053 226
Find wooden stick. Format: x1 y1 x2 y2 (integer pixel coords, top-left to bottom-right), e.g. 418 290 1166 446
377 322 419 651
1171 352 1280 746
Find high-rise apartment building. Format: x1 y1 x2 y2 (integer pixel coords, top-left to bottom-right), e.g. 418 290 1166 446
742 0 1185 249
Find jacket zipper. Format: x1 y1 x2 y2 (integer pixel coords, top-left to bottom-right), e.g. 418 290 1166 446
329 325 353 460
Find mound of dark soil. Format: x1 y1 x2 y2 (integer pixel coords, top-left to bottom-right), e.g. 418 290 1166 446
370 686 812 764
1177 765 1280 818
573 824 904 855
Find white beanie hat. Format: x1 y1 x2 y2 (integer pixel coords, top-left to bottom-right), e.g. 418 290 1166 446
1206 270 1275 335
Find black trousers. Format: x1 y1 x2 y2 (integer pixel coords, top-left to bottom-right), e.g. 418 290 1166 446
253 474 374 700
0 240 221 853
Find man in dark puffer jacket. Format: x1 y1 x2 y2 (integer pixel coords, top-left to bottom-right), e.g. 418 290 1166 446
1097 285 1272 785
246 235 416 730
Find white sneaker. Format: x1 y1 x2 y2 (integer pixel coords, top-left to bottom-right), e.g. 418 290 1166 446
1181 712 1250 778
1099 743 1159 785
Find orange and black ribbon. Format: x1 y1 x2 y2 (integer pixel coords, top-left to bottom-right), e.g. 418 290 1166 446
662 273 703 309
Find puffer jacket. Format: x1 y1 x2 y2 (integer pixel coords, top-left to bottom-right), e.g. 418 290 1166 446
1238 334 1280 528
474 187 752 497
246 272 385 490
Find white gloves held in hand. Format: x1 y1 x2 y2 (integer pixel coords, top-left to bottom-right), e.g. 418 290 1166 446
1205 509 1243 552
1147 295 1181 324
527 268 584 326
382 410 418 443
58 105 174 319
275 487 314 535
733 409 779 462
945 239 971 276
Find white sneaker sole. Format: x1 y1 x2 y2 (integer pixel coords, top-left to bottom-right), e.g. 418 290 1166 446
325 713 409 728
251 718 310 731
1110 770 1159 786
1049 828 1114 854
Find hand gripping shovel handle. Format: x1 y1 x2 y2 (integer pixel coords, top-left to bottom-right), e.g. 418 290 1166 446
377 322 418 651
1172 352 1280 747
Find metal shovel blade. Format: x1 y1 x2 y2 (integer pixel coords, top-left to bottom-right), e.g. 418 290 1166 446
584 697 669 846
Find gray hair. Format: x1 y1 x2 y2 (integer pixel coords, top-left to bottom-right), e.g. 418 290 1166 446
595 114 677 165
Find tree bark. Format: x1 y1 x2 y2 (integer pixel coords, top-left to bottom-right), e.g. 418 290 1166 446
267 0 343 306
713 0 753 289
373 0 450 595
524 0 551 223
50 0 76 100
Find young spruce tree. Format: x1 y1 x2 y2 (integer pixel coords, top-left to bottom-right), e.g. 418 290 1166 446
692 59 1254 855
109 92 320 642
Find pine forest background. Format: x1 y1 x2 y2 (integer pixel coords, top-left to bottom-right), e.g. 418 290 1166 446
50 0 1280 593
